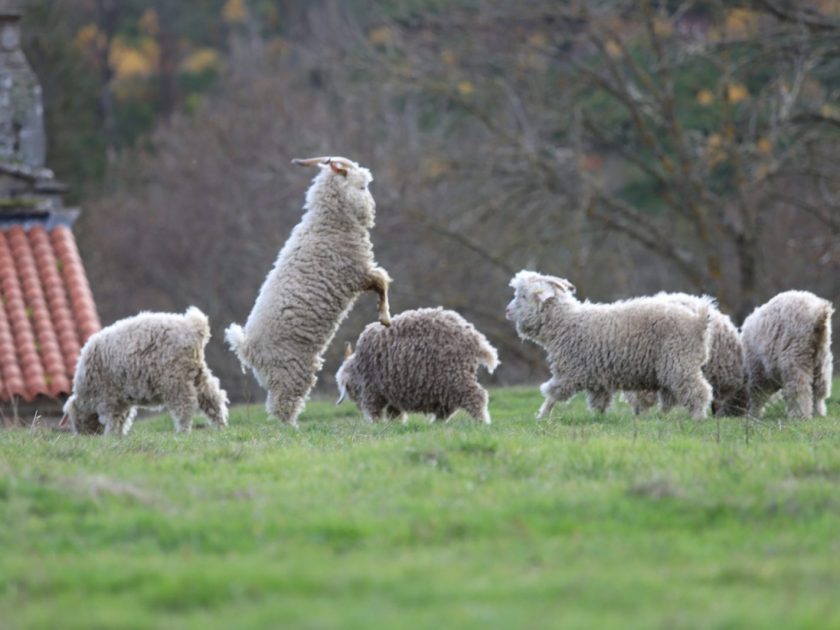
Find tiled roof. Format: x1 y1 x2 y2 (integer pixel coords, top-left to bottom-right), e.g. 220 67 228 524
0 224 99 401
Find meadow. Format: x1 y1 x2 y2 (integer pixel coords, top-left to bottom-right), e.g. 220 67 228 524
2 385 840 629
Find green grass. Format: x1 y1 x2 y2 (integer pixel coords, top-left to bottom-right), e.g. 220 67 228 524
3 384 840 629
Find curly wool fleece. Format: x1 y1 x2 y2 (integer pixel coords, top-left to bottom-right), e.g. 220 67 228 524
741 290 833 419
625 292 747 417
336 307 499 423
63 307 228 436
506 271 713 420
226 157 392 428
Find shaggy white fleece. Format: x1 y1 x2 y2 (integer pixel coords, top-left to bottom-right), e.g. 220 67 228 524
226 157 392 427
64 307 228 435
506 271 712 420
741 290 833 418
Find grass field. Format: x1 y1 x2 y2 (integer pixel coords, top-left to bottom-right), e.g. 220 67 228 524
2 384 840 629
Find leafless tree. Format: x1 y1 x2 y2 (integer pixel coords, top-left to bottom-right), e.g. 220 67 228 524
347 0 840 318
80 0 840 399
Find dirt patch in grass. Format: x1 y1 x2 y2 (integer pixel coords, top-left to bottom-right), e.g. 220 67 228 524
64 474 160 506
627 473 683 500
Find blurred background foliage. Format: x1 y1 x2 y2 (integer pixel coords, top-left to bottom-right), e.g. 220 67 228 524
16 0 840 400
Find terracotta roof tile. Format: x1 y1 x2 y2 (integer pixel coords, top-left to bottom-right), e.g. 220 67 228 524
0 292 26 398
0 223 100 402
30 226 81 378
51 226 100 341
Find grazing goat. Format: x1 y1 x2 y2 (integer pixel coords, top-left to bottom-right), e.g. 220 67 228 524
741 290 833 419
63 307 228 435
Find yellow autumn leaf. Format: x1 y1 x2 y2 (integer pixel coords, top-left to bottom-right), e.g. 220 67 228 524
756 137 773 154
696 89 714 106
725 8 758 38
653 17 673 38
109 38 155 79
266 37 291 58
440 49 456 66
527 32 548 48
394 61 414 79
423 158 447 180
519 35 548 72
518 52 548 72
726 83 749 103
74 24 106 54
820 103 840 119
222 0 247 24
457 80 474 97
181 48 220 74
368 26 394 46
706 133 725 165
138 38 160 69
139 8 159 35
112 79 145 102
112 49 152 79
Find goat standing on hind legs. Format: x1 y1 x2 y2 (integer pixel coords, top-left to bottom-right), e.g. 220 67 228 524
226 156 392 428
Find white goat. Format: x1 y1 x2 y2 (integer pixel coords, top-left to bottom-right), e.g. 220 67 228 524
506 271 713 420
226 156 392 427
63 307 228 435
625 292 747 416
741 290 833 418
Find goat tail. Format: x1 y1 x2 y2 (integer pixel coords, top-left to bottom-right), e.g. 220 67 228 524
184 306 211 346
692 298 714 368
814 301 834 374
477 337 500 375
224 323 249 374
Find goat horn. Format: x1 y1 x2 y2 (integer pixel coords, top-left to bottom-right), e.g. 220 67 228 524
292 156 357 169
291 157 331 167
329 157 356 169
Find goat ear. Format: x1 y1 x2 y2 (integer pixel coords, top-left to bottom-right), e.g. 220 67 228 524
330 161 348 177
546 277 576 295
344 342 353 359
536 286 555 303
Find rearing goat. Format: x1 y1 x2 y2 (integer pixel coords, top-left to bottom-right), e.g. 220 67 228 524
226 156 392 427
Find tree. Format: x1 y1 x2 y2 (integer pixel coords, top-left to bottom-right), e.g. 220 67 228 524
569 0 840 318
75 0 840 398
354 0 840 318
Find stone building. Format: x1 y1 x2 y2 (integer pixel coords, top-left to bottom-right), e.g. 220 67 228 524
0 3 100 420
